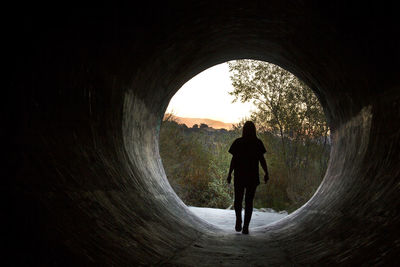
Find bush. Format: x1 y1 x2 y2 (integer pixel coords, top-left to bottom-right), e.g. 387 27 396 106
159 118 329 212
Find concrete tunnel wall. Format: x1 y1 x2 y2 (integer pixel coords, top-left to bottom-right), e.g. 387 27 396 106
9 1 399 266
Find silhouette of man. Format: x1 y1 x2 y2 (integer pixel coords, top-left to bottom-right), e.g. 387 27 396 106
227 121 269 234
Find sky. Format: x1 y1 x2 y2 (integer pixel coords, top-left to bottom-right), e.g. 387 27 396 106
166 62 256 123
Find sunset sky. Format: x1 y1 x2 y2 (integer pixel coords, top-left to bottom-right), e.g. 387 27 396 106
166 62 256 123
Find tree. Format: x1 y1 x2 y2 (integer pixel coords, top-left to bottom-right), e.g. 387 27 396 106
228 60 330 207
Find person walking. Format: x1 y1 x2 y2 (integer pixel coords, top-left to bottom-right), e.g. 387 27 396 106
227 121 269 234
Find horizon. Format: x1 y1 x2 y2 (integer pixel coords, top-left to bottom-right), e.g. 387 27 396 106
164 113 235 129
164 113 235 123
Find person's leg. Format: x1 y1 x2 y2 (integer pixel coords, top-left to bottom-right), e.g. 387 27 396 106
242 185 257 234
234 184 245 231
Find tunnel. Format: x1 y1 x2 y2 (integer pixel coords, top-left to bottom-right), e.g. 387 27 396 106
9 1 399 266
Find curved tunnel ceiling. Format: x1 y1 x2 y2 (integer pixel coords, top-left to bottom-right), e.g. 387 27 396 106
10 1 400 266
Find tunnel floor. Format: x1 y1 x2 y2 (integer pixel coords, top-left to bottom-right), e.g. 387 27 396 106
157 207 291 265
162 221 293 266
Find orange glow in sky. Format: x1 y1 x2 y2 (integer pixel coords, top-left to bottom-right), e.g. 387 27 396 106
166 62 256 123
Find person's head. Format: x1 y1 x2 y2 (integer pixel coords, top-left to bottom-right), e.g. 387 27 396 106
242 121 257 139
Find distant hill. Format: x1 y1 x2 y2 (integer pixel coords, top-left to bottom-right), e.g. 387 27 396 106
164 114 234 130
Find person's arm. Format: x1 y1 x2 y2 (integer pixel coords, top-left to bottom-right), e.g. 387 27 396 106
227 157 234 184
260 155 269 183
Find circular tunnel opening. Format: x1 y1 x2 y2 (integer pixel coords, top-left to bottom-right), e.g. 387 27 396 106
12 2 399 266
158 59 331 230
